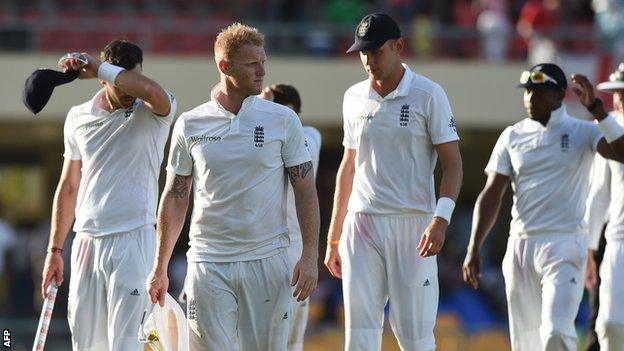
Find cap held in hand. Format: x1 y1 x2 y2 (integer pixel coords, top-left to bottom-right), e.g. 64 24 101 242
22 69 79 115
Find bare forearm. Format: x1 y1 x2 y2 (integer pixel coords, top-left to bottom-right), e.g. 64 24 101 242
467 190 502 254
295 186 320 257
115 70 169 110
154 196 188 273
327 159 354 242
438 161 462 201
48 183 77 248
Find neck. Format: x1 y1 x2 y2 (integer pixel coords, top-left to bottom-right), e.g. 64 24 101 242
371 64 405 98
214 80 249 115
94 90 121 113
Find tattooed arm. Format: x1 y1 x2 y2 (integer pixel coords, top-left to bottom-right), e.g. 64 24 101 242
287 160 320 301
147 172 192 306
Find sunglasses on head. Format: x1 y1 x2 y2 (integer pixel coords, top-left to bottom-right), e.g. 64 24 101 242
520 70 561 89
609 70 624 82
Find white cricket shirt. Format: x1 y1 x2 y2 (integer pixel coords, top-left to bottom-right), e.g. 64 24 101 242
585 114 624 248
286 126 321 244
168 96 311 262
342 65 459 215
63 89 177 236
486 105 603 236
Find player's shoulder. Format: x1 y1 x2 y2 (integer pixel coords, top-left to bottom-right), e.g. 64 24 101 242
405 72 446 98
303 125 322 144
67 96 96 118
254 96 296 115
344 79 370 99
254 97 300 124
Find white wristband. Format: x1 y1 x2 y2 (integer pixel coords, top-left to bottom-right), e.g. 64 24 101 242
434 197 455 223
598 114 624 143
97 62 124 86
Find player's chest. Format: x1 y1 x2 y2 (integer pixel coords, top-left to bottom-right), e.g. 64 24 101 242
350 100 428 139
74 110 139 155
509 129 585 174
188 119 283 170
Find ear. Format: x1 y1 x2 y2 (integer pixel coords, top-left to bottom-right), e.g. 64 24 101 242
217 59 229 75
395 38 405 54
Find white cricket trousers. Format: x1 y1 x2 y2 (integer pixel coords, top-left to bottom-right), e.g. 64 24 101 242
186 249 292 351
340 212 438 351
503 233 587 351
597 240 624 350
287 240 309 351
68 226 156 351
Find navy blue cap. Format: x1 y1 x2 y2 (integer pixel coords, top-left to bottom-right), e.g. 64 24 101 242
517 63 567 91
23 69 79 115
347 13 401 53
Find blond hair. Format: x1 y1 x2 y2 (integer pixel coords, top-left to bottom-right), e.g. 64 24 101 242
214 23 264 61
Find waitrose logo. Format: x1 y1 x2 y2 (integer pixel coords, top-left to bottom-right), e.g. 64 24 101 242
189 135 221 143
77 121 105 133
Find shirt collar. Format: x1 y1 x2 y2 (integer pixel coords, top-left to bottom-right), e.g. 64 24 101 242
211 94 257 118
526 104 566 130
366 63 413 100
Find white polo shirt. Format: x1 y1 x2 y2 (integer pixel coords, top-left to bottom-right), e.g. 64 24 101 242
585 114 624 248
486 105 603 237
286 126 321 244
342 65 459 215
63 89 177 236
167 96 311 262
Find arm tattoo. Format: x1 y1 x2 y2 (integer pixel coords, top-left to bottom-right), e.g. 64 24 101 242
287 161 313 185
168 174 191 198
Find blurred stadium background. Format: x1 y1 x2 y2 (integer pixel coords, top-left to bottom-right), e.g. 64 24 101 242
1 0 622 349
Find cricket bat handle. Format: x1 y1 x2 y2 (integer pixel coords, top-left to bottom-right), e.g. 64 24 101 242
32 278 58 351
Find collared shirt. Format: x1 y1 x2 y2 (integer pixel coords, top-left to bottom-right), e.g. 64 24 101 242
168 96 311 262
586 113 624 247
64 90 177 236
286 126 321 244
486 105 603 236
342 64 459 215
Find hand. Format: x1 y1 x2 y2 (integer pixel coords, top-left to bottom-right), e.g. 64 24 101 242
417 217 447 257
571 74 597 108
585 250 598 291
462 250 482 289
58 52 101 80
146 269 169 307
41 251 64 298
292 252 318 302
324 243 342 279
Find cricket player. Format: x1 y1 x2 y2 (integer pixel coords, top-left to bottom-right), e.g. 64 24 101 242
40 39 177 350
463 63 624 351
324 13 463 351
260 83 322 351
146 23 320 351
585 63 624 349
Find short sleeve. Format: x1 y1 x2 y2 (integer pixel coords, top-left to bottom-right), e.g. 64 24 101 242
427 85 460 145
303 127 322 177
63 110 81 160
282 111 312 168
166 117 193 176
342 91 357 149
585 120 603 154
150 90 178 126
485 127 513 176
585 154 610 250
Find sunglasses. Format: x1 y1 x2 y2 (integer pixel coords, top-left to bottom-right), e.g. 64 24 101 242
609 70 624 82
520 70 561 89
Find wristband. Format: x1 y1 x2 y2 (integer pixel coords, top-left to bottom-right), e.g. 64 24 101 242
588 98 603 113
598 114 624 143
434 197 455 224
48 247 63 254
97 62 124 86
327 240 340 246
